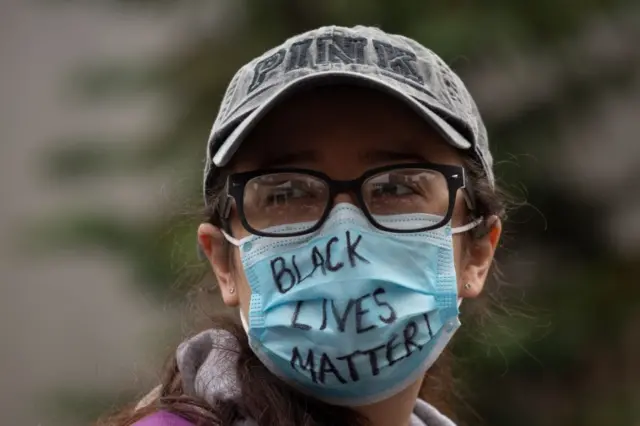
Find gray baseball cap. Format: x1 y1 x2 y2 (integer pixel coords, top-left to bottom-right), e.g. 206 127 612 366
203 25 493 202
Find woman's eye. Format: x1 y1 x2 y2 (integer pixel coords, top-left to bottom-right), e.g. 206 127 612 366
265 186 309 204
372 183 415 197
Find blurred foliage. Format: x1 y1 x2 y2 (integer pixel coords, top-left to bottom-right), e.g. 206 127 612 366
28 210 200 299
44 141 135 179
39 1 640 425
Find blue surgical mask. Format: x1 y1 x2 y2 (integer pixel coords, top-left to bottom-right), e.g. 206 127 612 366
223 203 479 406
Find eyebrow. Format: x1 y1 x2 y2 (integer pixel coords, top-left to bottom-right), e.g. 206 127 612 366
257 148 427 169
360 150 427 163
259 150 318 169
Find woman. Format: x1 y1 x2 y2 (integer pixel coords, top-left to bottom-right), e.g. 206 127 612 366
105 25 505 426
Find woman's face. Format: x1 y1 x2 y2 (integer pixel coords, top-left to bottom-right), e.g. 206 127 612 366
199 86 499 314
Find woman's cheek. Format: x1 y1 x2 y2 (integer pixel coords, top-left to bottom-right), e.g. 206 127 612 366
231 250 253 312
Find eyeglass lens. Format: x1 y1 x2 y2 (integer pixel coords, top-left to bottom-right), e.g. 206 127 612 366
241 168 450 235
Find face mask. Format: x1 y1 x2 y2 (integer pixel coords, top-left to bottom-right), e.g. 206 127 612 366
224 203 478 406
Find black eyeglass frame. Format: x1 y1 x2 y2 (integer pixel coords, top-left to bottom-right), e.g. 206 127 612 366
220 162 475 237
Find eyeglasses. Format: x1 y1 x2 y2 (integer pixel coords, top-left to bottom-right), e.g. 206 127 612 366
220 163 474 237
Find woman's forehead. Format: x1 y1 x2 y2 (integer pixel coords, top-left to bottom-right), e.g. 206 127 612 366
232 86 463 171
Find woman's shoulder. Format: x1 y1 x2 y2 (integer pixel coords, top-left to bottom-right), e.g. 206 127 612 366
132 411 194 426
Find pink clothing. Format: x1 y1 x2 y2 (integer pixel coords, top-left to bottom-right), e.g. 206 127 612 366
132 411 193 426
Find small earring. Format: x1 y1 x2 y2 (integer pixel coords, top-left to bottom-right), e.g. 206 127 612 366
464 283 472 291
228 286 236 294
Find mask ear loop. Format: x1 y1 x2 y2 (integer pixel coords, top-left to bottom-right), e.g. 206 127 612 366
239 308 249 332
197 229 240 259
198 185 236 258
221 229 242 247
451 217 483 234
211 217 483 254
452 173 483 235
450 209 483 307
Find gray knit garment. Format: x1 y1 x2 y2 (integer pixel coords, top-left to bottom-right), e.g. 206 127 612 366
175 329 457 426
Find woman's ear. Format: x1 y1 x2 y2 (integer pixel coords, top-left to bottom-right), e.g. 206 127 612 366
459 216 502 298
197 223 239 307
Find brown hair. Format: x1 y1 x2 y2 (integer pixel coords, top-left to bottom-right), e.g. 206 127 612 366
97 155 507 426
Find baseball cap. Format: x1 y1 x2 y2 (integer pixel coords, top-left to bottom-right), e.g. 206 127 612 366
203 25 493 203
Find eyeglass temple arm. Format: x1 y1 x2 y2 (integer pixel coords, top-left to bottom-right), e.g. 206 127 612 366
214 180 235 235
461 170 479 215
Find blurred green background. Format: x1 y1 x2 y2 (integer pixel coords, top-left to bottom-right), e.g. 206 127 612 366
1 1 639 425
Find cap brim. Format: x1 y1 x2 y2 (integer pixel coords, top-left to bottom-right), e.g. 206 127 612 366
212 71 471 167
